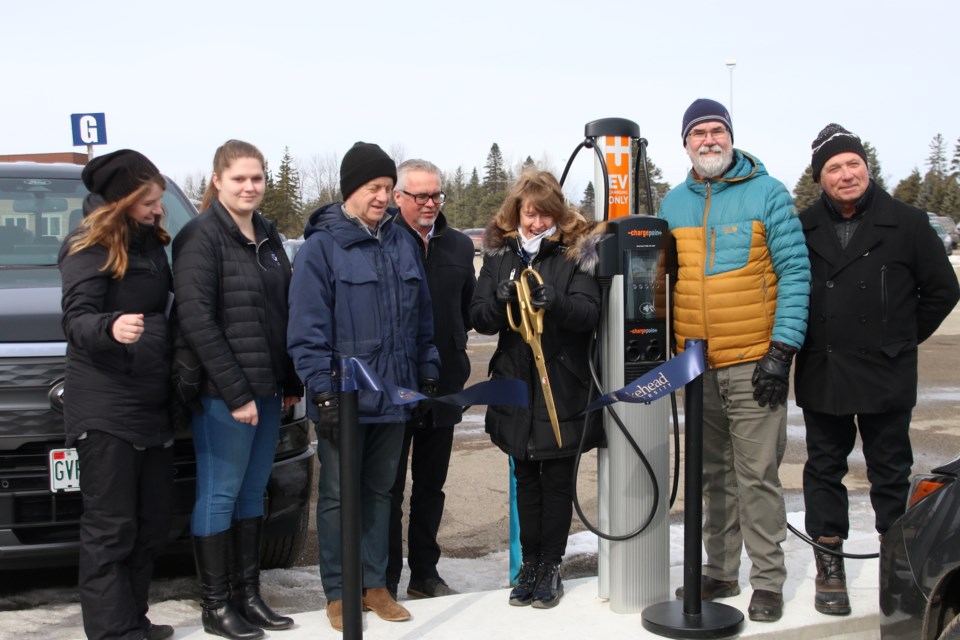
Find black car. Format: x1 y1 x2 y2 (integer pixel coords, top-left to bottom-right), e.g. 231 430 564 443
880 454 960 639
0 161 313 571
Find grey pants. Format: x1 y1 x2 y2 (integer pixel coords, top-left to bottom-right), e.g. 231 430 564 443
700 362 787 593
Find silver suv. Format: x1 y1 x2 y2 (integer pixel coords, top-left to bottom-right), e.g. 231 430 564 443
0 161 313 570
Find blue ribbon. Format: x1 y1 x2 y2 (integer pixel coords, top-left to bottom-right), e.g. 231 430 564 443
585 341 705 413
340 356 528 408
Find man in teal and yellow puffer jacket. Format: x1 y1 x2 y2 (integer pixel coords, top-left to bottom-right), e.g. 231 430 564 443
658 98 810 623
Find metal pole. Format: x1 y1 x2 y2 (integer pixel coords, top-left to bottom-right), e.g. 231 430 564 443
641 339 744 637
339 388 362 640
725 58 736 117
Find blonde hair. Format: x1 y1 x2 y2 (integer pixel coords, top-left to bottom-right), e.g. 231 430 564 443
68 176 170 279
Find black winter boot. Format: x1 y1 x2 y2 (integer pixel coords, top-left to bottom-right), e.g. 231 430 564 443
509 561 541 606
814 536 851 616
232 517 294 630
531 561 564 609
193 532 265 640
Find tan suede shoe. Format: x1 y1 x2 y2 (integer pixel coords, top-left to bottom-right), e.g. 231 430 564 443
326 599 343 632
362 587 411 622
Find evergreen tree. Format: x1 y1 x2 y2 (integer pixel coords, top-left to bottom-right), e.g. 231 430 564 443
260 150 304 238
917 168 947 214
520 156 537 174
465 168 488 228
892 168 923 206
634 149 672 215
927 134 947 177
483 143 509 195
579 182 596 218
442 167 468 229
863 141 887 191
793 165 821 211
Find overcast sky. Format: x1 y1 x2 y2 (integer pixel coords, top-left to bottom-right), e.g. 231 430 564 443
5 0 956 204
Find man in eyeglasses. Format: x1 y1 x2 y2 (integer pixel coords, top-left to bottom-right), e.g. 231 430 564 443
795 124 959 617
658 98 810 622
387 159 476 600
288 142 440 631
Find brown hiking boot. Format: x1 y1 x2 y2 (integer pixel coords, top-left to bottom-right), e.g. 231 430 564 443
362 587 411 622
674 574 741 600
326 599 343 632
814 536 851 616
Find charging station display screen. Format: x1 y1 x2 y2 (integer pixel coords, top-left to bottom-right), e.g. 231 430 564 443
624 250 660 321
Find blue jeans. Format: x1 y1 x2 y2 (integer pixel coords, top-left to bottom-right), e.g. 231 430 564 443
191 394 281 536
316 421 404 601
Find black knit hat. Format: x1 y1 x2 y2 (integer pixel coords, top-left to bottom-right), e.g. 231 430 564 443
339 142 397 200
681 98 733 144
81 149 161 203
811 123 868 183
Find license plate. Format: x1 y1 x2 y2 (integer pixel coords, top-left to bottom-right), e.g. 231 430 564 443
49 448 81 493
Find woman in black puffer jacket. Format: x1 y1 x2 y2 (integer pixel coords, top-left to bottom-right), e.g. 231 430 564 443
469 170 602 610
59 149 175 640
173 140 301 640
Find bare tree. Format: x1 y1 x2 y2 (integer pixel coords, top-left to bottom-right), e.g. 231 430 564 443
299 152 341 208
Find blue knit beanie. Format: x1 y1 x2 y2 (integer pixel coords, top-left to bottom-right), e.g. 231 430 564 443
681 99 734 144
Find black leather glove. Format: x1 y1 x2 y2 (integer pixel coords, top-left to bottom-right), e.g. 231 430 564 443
415 378 438 424
751 341 797 410
530 283 560 311
496 279 518 303
312 391 340 447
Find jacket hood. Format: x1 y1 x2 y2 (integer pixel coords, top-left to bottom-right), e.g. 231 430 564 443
482 219 605 275
685 149 766 195
304 202 346 238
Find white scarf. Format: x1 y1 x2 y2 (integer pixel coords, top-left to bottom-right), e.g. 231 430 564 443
518 225 557 258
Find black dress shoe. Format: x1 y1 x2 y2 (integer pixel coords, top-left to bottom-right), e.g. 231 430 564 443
748 589 783 622
675 574 741 600
408 576 458 598
145 623 175 640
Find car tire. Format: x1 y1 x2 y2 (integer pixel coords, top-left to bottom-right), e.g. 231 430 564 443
939 612 960 640
260 504 310 569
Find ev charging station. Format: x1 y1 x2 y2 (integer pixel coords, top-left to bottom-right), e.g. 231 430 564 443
568 118 674 613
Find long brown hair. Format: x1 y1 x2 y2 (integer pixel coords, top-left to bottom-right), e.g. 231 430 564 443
493 170 591 239
68 176 169 279
200 139 266 211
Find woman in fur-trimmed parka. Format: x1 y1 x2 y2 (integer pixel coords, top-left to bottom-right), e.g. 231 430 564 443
469 170 602 610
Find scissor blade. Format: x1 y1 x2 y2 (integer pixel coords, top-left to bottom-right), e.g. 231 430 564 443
531 343 562 448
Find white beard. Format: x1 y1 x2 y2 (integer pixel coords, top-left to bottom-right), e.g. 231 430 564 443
689 144 733 179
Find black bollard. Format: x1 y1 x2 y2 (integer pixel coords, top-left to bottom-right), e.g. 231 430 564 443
642 339 744 638
339 387 363 639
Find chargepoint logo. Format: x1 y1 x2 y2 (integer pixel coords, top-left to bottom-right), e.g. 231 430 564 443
626 229 664 238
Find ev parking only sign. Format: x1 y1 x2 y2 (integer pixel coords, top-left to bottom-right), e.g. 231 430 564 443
70 112 107 146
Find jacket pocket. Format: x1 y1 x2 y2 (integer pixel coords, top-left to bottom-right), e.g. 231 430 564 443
704 223 752 275
337 266 382 355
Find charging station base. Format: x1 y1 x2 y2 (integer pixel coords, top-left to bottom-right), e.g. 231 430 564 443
641 601 744 639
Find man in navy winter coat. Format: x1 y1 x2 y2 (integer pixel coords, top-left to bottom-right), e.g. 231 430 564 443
287 142 440 631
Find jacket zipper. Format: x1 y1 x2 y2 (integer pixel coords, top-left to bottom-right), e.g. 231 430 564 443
880 265 888 324
701 183 712 349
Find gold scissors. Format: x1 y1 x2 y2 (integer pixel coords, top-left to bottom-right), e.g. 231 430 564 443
506 268 562 447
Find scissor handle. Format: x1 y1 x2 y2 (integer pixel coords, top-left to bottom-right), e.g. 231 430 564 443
506 268 545 342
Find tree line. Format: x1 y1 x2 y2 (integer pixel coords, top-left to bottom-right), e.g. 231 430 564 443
178 134 959 241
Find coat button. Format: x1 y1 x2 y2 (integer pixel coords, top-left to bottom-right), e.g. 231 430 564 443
859 281 867 289
859 314 867 323
859 348 867 354
826 345 833 352
818 314 826 322
826 280 835 288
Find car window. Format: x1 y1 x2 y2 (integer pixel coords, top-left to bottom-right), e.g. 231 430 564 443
0 174 194 266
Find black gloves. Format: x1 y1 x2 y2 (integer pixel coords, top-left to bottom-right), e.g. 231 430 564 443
414 378 438 425
751 341 797 410
530 283 560 311
496 279 518 303
312 391 340 447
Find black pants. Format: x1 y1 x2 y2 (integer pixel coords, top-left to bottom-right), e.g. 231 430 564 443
803 408 913 538
387 422 455 587
512 456 575 564
77 431 174 640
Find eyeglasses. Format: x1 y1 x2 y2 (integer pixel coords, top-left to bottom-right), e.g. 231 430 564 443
687 126 729 143
401 190 446 205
